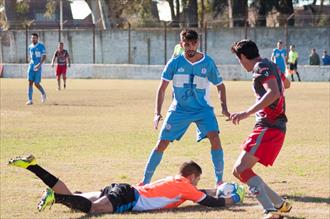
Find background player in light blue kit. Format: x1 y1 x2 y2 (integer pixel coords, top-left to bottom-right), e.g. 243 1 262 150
26 33 47 105
140 29 230 186
271 40 287 78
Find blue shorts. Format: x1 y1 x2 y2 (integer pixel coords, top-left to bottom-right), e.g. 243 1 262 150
159 109 219 142
27 64 42 83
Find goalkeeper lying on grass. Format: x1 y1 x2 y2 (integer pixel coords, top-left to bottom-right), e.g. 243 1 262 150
8 155 244 214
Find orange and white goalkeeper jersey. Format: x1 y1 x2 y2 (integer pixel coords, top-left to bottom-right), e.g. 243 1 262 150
132 175 206 211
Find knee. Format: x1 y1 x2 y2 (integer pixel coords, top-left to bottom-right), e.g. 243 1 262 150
154 140 169 152
232 166 240 179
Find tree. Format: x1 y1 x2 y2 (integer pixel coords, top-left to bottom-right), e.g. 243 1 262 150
228 0 248 27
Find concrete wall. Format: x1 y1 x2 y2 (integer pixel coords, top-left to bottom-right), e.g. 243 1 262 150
2 64 329 81
1 27 330 65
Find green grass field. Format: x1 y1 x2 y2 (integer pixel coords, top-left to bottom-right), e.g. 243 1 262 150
1 79 329 219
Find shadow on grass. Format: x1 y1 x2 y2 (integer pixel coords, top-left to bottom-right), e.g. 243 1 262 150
75 204 252 218
50 103 114 107
285 195 330 204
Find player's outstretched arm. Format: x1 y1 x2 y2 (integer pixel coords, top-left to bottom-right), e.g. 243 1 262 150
230 78 280 125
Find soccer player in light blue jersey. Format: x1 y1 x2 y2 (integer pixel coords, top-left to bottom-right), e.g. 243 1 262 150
271 41 287 76
140 29 230 186
26 33 47 105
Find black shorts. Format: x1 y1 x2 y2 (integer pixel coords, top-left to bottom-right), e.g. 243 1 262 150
289 63 297 70
100 183 137 213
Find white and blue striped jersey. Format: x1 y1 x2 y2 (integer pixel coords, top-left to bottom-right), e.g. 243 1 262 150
162 54 223 112
28 43 46 65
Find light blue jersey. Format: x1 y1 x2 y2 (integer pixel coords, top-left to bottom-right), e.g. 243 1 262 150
160 54 222 142
272 48 287 74
27 42 46 83
29 43 46 64
162 54 223 112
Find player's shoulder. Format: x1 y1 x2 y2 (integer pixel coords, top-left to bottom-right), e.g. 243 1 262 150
203 54 216 64
254 59 273 75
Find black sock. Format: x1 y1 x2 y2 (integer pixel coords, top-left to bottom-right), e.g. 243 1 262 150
55 193 92 213
27 165 59 188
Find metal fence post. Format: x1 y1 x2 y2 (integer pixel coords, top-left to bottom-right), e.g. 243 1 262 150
147 38 151 65
204 21 207 54
93 24 96 64
25 25 28 63
128 22 131 64
164 22 167 65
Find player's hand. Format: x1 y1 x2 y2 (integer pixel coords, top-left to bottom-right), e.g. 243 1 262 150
230 112 249 125
68 64 71 68
153 114 162 130
51 64 54 68
34 64 40 71
222 110 231 121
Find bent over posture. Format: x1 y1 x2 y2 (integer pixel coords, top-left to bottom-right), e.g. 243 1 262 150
230 39 292 219
8 155 244 214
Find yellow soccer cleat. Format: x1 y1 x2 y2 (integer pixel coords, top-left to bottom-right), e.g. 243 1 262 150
37 188 55 212
235 184 246 203
7 154 36 168
276 200 292 213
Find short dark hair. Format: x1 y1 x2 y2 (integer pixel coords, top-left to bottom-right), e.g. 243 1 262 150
31 33 38 38
231 39 260 60
181 29 198 42
179 160 202 177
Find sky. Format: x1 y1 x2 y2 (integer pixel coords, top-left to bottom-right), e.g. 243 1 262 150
70 0 92 20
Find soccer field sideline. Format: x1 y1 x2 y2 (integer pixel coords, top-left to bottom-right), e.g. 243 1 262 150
0 79 329 219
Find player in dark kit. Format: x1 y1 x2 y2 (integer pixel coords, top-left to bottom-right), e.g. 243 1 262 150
230 40 292 219
51 42 70 90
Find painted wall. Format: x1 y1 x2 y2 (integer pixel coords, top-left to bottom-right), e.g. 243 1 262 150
1 27 329 65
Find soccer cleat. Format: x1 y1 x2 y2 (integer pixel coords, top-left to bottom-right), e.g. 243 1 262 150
37 188 55 212
41 93 47 103
235 184 245 203
263 210 283 219
26 100 33 105
8 154 36 168
276 200 292 213
231 184 245 204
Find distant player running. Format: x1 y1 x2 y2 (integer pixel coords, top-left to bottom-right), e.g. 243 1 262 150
230 40 292 219
51 42 70 90
26 33 47 105
8 155 244 214
140 29 230 186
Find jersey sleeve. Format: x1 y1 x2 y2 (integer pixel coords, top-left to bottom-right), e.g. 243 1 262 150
207 58 223 86
254 63 276 84
161 58 176 81
40 44 46 55
181 182 206 203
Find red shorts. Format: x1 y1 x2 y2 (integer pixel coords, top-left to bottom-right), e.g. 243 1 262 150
241 127 285 166
280 73 286 82
56 65 67 78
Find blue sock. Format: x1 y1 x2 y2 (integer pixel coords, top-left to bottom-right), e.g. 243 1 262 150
211 149 224 184
28 86 33 100
142 150 163 184
39 85 45 95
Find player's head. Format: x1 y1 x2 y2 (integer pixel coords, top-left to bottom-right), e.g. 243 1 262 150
231 39 260 72
312 48 316 53
290 44 295 51
180 29 199 58
31 33 38 44
179 160 202 186
324 50 327 55
277 40 283 49
58 42 64 50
